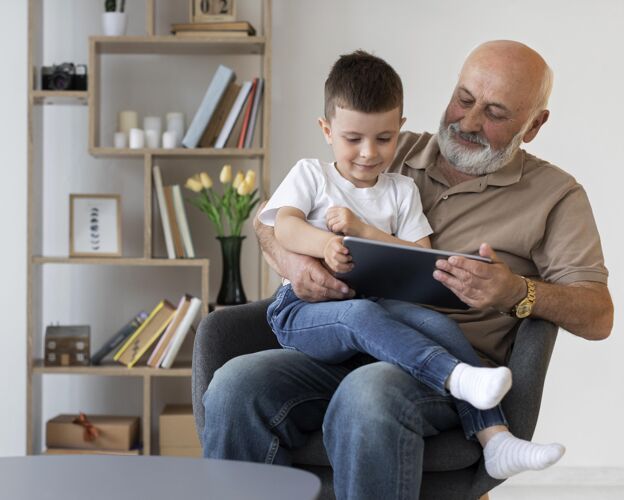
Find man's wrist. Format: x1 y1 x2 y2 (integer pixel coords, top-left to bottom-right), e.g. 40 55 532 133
499 275 528 314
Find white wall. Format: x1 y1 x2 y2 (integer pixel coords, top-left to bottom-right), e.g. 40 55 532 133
2 0 622 470
0 0 27 456
270 0 624 469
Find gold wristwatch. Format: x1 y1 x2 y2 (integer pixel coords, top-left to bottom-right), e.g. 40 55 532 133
511 276 536 318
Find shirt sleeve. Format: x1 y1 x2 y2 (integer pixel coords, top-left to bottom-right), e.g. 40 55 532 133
531 184 608 284
394 177 433 242
259 159 321 227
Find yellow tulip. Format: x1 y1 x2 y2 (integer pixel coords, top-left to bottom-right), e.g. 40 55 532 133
199 172 213 189
232 170 244 189
185 177 203 193
244 170 256 189
237 179 253 195
219 164 232 183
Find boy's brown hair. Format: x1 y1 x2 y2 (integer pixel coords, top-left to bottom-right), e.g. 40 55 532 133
324 50 403 120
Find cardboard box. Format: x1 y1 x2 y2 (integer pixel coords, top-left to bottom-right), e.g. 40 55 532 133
46 414 140 451
159 404 201 456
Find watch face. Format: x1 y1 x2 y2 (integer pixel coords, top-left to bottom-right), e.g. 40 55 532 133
516 303 532 318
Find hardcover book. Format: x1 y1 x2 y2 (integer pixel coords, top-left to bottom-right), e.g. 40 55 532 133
90 311 148 365
160 297 202 369
147 295 192 368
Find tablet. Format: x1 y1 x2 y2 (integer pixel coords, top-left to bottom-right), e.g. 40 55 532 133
336 236 492 310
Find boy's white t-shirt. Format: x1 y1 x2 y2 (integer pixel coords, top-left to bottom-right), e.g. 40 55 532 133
260 158 432 242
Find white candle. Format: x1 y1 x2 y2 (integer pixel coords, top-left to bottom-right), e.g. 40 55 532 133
129 128 145 149
162 131 177 149
166 112 185 146
145 129 159 149
143 116 163 138
118 110 138 135
113 131 127 148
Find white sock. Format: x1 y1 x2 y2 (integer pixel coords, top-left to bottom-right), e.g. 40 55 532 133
484 431 565 479
447 363 512 410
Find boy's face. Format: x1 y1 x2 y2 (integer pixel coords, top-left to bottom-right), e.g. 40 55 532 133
319 106 405 188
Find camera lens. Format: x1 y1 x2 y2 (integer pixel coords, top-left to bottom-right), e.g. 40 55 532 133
52 73 71 90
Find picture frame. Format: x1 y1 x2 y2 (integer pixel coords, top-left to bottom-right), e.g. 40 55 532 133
70 194 122 257
190 0 236 23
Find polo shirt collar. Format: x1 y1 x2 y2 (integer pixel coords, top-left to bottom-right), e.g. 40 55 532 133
404 133 524 187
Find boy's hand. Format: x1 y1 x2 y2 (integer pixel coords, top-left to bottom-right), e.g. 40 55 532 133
326 207 366 236
323 235 353 274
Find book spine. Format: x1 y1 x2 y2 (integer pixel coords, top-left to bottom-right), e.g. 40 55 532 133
182 65 235 148
172 185 195 258
214 81 252 148
237 78 258 148
147 296 188 368
127 308 176 368
90 312 148 365
113 302 164 362
153 166 176 259
164 186 184 258
160 297 202 369
244 78 264 148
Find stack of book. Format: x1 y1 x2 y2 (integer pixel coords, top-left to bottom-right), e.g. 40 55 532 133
181 64 264 149
171 21 256 38
90 295 202 369
153 165 195 260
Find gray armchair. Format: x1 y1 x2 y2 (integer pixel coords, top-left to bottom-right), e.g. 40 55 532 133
192 299 557 500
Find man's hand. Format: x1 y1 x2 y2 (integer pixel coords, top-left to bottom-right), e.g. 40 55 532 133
323 235 354 274
433 243 525 311
285 251 354 302
326 207 366 236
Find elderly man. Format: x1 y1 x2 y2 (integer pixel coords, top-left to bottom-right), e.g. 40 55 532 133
202 41 613 499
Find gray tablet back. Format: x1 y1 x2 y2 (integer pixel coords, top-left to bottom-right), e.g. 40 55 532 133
337 237 490 310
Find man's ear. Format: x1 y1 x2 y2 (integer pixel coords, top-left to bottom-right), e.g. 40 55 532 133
318 117 333 145
522 110 549 143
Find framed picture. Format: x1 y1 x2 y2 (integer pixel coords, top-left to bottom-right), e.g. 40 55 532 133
70 194 122 257
190 0 236 23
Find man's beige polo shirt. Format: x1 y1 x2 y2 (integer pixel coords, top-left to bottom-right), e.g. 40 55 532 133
387 132 608 366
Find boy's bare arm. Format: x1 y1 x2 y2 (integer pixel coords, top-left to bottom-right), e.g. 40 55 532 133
275 207 335 257
325 206 431 248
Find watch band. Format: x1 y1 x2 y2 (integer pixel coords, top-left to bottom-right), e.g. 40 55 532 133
511 276 536 318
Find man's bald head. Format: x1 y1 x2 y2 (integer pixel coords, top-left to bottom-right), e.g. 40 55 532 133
462 40 553 114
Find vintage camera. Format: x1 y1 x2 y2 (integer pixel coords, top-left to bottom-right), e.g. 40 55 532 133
41 63 88 91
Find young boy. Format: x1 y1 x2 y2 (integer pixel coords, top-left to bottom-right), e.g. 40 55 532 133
259 50 564 479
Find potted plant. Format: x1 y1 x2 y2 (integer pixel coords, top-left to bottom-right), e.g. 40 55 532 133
102 0 127 37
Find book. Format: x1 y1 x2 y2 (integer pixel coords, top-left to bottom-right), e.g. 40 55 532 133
114 300 177 368
182 65 235 148
244 78 264 148
160 297 202 369
90 311 149 365
153 166 176 259
214 81 253 149
199 81 240 147
171 21 256 35
174 31 251 39
171 185 195 258
45 448 141 456
237 78 258 148
164 186 184 258
147 295 192 368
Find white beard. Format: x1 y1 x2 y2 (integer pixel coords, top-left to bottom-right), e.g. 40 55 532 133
437 117 525 176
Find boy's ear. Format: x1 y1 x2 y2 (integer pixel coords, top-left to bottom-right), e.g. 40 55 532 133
318 117 333 145
400 117 407 128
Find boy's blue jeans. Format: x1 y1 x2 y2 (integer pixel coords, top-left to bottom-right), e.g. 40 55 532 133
267 284 507 439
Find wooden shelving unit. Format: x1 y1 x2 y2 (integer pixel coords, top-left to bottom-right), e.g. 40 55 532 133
26 0 272 456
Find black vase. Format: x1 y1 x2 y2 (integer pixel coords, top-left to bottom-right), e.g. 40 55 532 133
216 236 247 305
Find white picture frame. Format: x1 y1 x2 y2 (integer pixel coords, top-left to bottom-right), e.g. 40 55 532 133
70 194 122 257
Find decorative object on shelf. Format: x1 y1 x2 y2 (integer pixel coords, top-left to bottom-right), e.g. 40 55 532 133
118 109 138 135
41 63 87 91
171 20 255 39
190 0 236 23
166 112 185 146
145 129 159 148
46 414 139 452
113 131 127 148
44 325 90 367
185 165 259 304
159 405 202 457
102 0 127 36
143 115 163 148
69 194 122 257
129 127 145 149
162 131 176 149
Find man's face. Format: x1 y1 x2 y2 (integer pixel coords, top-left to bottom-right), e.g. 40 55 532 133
438 62 538 175
320 106 405 188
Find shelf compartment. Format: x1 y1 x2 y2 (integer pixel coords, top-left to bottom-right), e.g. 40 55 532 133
91 36 266 55
32 360 191 377
32 90 88 105
89 147 265 159
32 256 209 267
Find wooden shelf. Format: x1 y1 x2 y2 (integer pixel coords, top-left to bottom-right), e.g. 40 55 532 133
32 360 192 377
32 256 209 267
89 147 265 159
91 35 265 55
32 90 88 105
